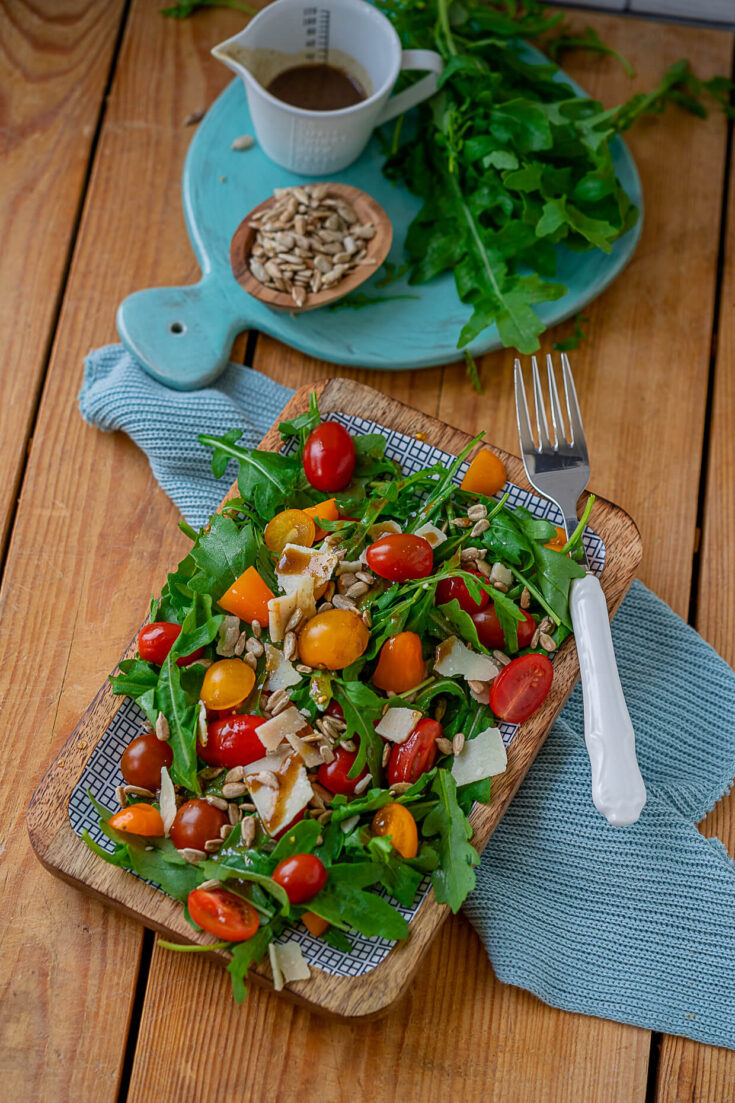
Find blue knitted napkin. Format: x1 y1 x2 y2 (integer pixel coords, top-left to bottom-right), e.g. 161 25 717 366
80 344 735 1049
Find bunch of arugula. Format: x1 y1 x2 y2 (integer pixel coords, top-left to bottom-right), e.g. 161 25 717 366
88 395 592 1001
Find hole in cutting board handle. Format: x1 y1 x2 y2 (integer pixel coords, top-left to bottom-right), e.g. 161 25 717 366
169 322 186 335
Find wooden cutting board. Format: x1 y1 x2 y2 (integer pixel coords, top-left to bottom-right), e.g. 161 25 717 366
27 378 641 1018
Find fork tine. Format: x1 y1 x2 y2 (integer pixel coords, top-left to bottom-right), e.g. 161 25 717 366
561 353 589 458
531 356 552 449
546 354 566 446
514 359 536 455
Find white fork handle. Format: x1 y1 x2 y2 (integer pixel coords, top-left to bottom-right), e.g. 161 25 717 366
570 573 647 826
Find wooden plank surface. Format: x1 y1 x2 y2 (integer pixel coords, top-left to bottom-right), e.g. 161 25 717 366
122 10 732 1103
0 0 127 558
653 99 735 1103
0 3 255 1100
3 0 733 1099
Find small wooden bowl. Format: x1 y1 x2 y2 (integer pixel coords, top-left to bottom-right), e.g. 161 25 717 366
230 182 393 313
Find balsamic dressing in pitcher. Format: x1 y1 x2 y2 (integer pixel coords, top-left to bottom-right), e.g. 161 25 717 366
267 64 367 111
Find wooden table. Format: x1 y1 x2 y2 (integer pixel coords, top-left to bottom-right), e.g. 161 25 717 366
2 3 734 1100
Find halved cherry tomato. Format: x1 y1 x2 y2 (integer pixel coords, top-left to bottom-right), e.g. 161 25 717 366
109 803 164 837
545 526 567 551
472 606 536 651
200 659 255 711
198 714 267 768
387 718 441 786
366 534 433 582
435 569 489 614
460 450 507 496
272 853 328 904
303 498 339 540
489 653 553 723
297 608 370 670
372 632 425 694
171 798 228 852
219 566 274 625
121 731 173 790
371 802 418 858
316 744 368 795
138 622 203 667
188 887 259 942
303 422 356 492
302 911 330 937
264 508 316 556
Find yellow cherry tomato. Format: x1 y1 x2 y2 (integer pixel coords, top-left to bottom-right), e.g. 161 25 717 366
371 802 418 859
372 631 425 694
460 449 507 496
545 525 567 552
109 803 164 837
297 609 370 670
303 498 339 540
264 508 316 556
200 659 255 710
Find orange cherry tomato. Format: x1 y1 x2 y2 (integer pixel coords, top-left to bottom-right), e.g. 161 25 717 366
303 498 339 540
219 566 274 625
545 526 567 551
109 803 164 837
372 631 425 694
460 450 507 496
264 508 316 556
302 911 330 937
200 659 255 710
297 608 370 670
371 802 419 859
187 887 259 941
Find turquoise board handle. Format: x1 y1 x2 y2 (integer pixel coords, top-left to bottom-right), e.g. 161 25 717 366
116 274 250 391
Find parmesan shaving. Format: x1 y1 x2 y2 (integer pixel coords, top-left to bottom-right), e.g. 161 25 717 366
414 521 447 548
273 941 311 985
159 766 177 836
434 636 499 682
264 643 302 691
451 727 507 786
375 707 422 744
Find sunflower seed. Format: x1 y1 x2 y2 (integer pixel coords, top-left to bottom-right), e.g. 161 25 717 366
206 795 228 811
204 838 223 853
231 134 254 151
470 518 490 537
491 580 509 593
251 619 262 638
198 878 222 891
251 770 279 790
222 782 248 798
141 719 155 734
461 546 482 561
539 617 554 634
245 636 264 658
199 766 224 780
219 824 232 839
314 254 332 274
227 803 241 825
292 286 307 307
531 627 541 649
332 594 356 611
452 732 466 756
434 698 447 722
318 810 333 824
361 608 373 628
539 632 557 652
155 712 170 742
345 581 369 599
178 848 206 864
243 652 257 669
267 689 291 715
284 631 297 661
115 785 128 808
493 650 511 666
354 773 372 795
341 738 356 753
449 517 471 528
390 782 412 795
355 570 374 584
474 558 492 577
467 503 488 521
285 608 303 633
123 785 156 798
467 680 487 696
249 257 268 283
224 766 244 784
184 109 205 126
241 817 256 847
234 630 248 656
436 737 454 755
337 572 357 592
382 742 391 767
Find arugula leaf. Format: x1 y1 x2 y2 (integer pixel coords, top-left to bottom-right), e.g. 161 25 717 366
333 680 385 782
422 769 480 913
189 514 258 597
110 659 159 700
367 836 423 907
228 921 281 1004
531 544 586 629
156 654 199 792
308 878 409 940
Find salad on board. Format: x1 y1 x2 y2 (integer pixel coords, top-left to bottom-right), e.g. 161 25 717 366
83 396 592 1001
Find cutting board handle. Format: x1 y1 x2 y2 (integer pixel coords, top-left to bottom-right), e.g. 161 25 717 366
116 276 250 391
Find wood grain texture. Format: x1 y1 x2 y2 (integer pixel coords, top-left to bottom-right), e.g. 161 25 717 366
653 92 735 1103
231 183 392 311
0 0 127 558
28 376 641 1018
0 3 260 1100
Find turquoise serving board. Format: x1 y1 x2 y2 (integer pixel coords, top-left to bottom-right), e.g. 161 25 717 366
117 45 642 390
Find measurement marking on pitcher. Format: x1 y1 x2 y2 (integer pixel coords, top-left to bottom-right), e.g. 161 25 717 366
316 9 330 64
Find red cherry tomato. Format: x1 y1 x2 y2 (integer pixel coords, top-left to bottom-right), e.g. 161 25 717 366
121 731 173 791
366 534 434 582
435 569 489 614
326 701 344 721
489 653 553 723
171 798 228 852
472 606 536 650
272 853 328 904
273 808 307 841
138 622 203 667
187 887 259 941
197 714 267 768
303 422 356 492
387 718 441 786
316 744 368 795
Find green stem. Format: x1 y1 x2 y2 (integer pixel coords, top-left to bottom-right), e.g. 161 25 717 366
436 0 458 56
157 939 231 953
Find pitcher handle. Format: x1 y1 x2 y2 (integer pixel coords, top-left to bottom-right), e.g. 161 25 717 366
376 50 443 125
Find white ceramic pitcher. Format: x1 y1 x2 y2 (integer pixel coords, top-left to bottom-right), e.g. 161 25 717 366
212 0 443 175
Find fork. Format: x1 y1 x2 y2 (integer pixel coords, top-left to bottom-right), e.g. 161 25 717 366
514 353 646 827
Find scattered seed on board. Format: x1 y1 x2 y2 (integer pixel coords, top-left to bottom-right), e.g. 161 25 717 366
155 712 170 742
231 134 254 151
184 109 205 127
452 732 466 756
539 632 557 652
436 737 454 756
222 782 248 799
